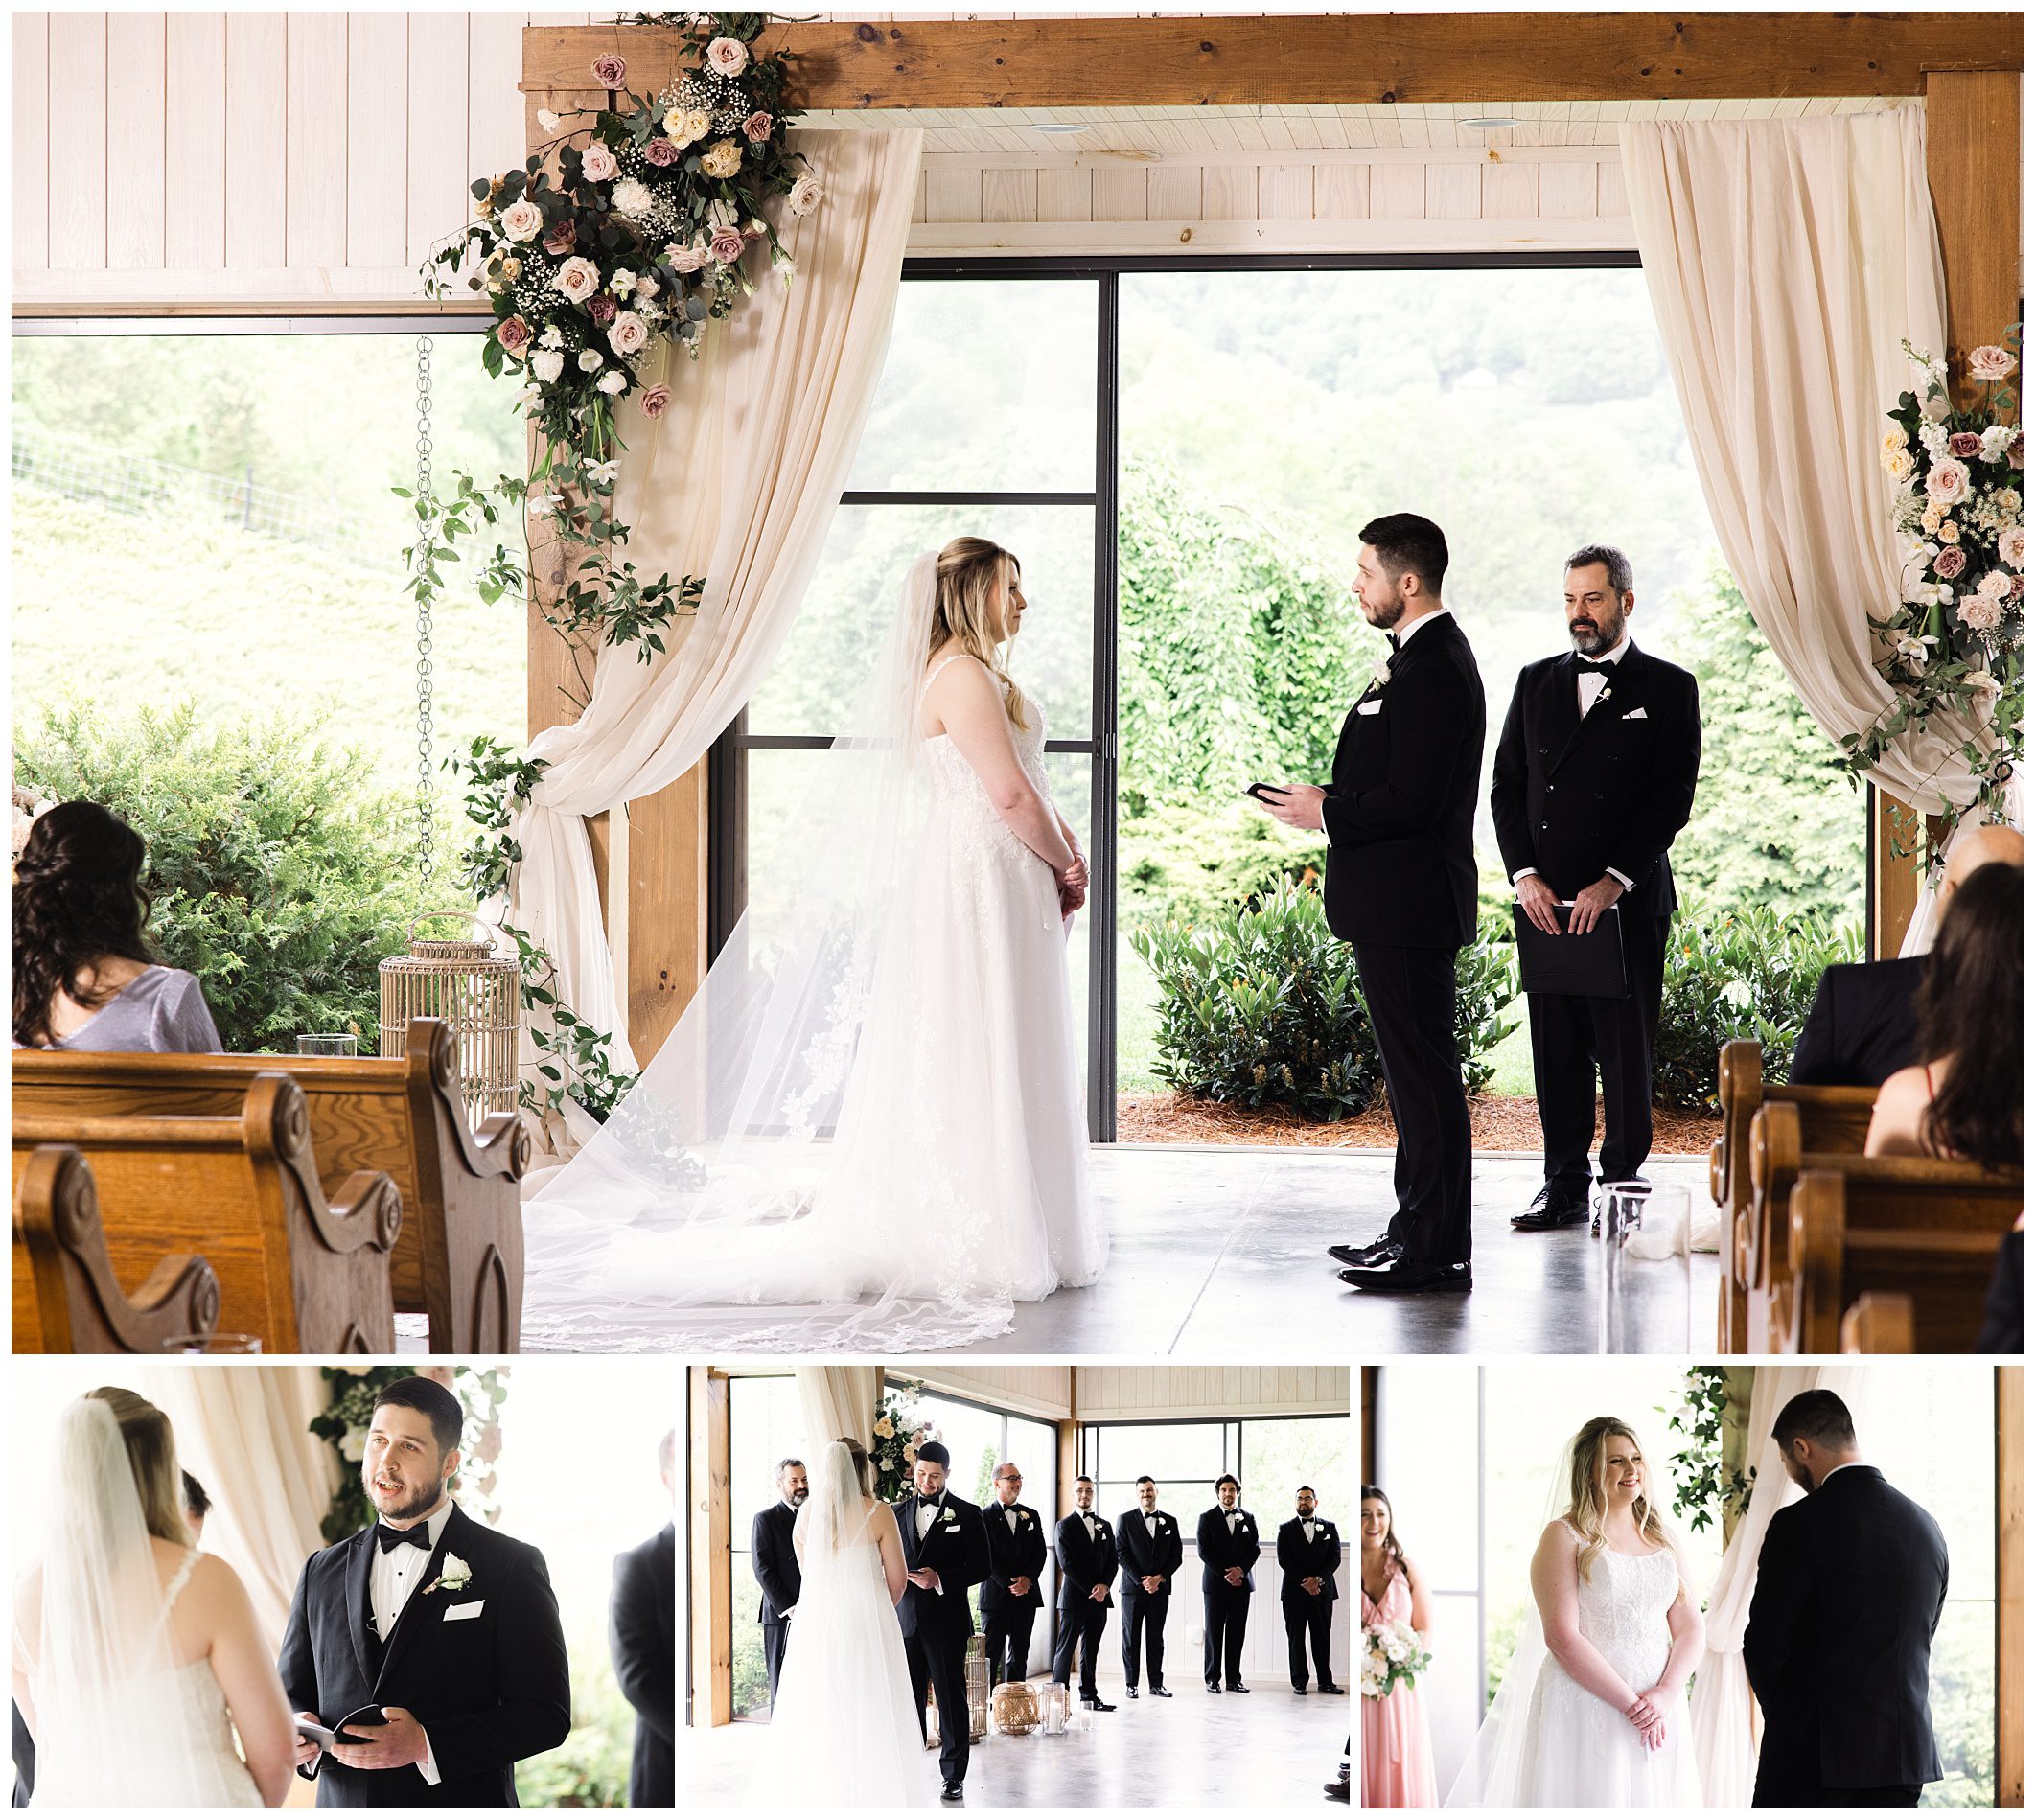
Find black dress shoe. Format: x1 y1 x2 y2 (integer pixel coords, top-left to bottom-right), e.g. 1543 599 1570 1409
1123 1686 1139 1698
1206 1680 1222 1693
1227 1680 1251 1693
1326 1772 1351 1803
1341 1259 1472 1294
1149 1685 1172 1697
1511 1183 1590 1230
1082 1695 1116 1711
940 1782 964 1802
1328 1236 1400 1269
1319 1683 1346 1695
1292 1683 1309 1694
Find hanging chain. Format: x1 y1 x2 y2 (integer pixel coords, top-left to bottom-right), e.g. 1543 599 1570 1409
413 334 436 885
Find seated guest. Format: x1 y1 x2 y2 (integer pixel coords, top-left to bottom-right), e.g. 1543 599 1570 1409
1790 822 2023 1087
1977 1215 2024 1354
182 1471 212 1545
12 800 220 1052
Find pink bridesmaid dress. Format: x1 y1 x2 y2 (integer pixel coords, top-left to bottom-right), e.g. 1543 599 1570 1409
1361 1569 1439 1808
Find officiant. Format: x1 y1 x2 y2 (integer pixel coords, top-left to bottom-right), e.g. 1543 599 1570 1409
752 1458 807 1710
1492 545 1701 1229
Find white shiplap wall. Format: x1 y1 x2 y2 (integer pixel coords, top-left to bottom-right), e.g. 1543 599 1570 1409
1074 1365 1349 1422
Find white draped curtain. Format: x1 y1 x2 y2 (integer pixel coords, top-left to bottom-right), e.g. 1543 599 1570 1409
797 1366 883 1454
1621 113 1963 943
505 128 924 1096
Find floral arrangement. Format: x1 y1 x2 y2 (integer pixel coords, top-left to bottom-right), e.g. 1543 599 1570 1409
868 1379 929 1506
1659 1365 1754 1535
11 781 53 865
310 1365 510 1543
1359 1616 1430 1701
1844 333 2024 862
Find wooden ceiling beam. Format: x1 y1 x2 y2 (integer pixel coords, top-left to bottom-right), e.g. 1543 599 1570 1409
522 14 2022 111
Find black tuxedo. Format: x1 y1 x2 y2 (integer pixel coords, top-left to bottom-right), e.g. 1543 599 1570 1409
1745 1464 1948 1807
893 1492 990 1786
1322 611 1486 1265
278 1504 571 1808
1196 1505 1261 1688
11 1699 33 1808
1277 1515 1342 1691
1052 1510 1117 1698
751 1501 801 1708
1492 643 1701 1191
1115 1506 1183 1690
980 1500 1048 1685
1788 956 1928 1088
609 1523 673 1808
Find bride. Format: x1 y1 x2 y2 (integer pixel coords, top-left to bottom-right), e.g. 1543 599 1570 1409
747 1438 929 1809
10 1389 294 1808
521 537 1109 1350
1446 1417 1705 1808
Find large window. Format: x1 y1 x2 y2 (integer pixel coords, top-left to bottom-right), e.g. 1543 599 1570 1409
1081 1412 1352 1532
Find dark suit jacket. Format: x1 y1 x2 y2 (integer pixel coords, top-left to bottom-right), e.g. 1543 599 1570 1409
1321 611 1486 949
751 1502 801 1626
1787 956 1928 1088
1116 1508 1184 1597
1490 642 1701 916
278 1504 571 1808
1276 1515 1342 1607
891 1493 990 1642
1744 1465 1948 1796
1053 1511 1118 1613
1195 1507 1261 1594
610 1523 674 1810
11 1699 32 1808
980 1501 1049 1614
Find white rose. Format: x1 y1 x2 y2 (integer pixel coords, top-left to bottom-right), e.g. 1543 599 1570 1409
1956 594 2005 634
787 173 824 218
435 1553 474 1593
1925 459 1972 507
706 35 750 76
700 139 744 181
1966 664 2005 711
608 311 649 357
531 349 564 383
595 369 628 396
1975 567 2013 602
611 178 654 218
552 256 600 303
497 198 544 243
537 108 562 134
2000 525 2024 570
580 142 618 184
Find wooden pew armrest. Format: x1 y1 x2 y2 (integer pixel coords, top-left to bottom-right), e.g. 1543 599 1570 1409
321 1170 405 1255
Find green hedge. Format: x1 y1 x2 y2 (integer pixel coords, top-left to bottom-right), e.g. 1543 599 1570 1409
15 702 446 1053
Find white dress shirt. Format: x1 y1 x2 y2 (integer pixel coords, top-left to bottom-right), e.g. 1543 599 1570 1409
1145 1512 1158 1538
1302 1518 1317 1545
367 1499 453 1785
1513 634 1635 892
1390 604 1453 648
1003 1503 1020 1533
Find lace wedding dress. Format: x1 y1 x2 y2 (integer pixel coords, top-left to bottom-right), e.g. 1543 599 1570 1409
521 553 1108 1351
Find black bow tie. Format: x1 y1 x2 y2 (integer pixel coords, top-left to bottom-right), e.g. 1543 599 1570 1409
1573 655 1618 677
918 1495 943 1509
375 1523 432 1553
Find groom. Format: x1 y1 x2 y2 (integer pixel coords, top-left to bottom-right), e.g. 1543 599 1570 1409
1258 512 1486 1293
279 1375 571 1807
1744 1390 1949 1808
892 1440 989 1804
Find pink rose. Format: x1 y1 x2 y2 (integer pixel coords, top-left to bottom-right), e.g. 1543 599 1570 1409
1932 544 1968 580
2012 573 2025 600
743 110 775 143
1957 593 2004 633
497 198 544 244
2001 525 2025 571
551 256 600 303
496 314 533 356
608 311 649 357
705 35 749 76
709 225 745 265
591 53 628 89
643 137 681 168
1969 344 2018 382
2011 430 2025 471
666 242 706 274
580 142 618 185
1949 430 1984 459
589 293 618 325
639 383 672 420
1925 459 1972 507
543 220 577 257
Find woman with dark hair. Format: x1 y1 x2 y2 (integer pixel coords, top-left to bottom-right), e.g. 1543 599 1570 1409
1360 1485 1437 1808
12 800 220 1052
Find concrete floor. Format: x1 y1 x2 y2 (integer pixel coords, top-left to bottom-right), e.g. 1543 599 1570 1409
684 1669 1349 1808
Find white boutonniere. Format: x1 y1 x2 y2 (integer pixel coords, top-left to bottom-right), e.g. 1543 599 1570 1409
1369 657 1393 692
427 1554 474 1597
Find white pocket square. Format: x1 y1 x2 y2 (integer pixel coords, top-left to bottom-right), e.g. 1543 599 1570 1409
1623 706 1648 720
442 1600 485 1621
1356 700 1383 717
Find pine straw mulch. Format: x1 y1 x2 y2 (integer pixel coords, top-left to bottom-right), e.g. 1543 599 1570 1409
1115 1092 1722 1155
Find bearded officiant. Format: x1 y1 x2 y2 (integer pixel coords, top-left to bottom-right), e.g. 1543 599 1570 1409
1491 545 1701 1229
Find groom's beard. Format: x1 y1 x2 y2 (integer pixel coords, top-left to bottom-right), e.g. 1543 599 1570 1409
365 1464 450 1524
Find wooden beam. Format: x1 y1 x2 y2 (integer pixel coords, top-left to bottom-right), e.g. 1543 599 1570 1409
1359 1366 1377 1485
2001 1367 2024 1808
523 15 2022 111
687 1367 732 1728
1924 69 2024 396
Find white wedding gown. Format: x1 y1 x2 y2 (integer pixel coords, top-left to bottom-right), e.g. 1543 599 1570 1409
746 1504 932 1809
1508 1537 1703 1808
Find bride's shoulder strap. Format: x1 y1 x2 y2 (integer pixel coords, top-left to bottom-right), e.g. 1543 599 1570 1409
918 651 981 700
159 1548 202 1620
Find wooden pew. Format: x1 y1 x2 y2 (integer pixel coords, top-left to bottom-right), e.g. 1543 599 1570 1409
1839 1292 1917 1354
14 1145 223 1353
12 1020 530 1351
11 1074 400 1354
1711 1040 1877 1350
1787 1166 2021 1353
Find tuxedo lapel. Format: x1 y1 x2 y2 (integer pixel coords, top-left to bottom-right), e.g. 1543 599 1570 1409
1548 644 1649 777
374 1506 467 1695
345 1527 377 1688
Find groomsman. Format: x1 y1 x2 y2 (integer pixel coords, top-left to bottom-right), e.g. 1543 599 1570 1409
1196 1475 1260 1693
979 1462 1047 1688
1491 545 1701 1228
1115 1476 1182 1698
1259 513 1486 1294
1276 1487 1344 1695
751 1459 806 1710
1052 1478 1117 1711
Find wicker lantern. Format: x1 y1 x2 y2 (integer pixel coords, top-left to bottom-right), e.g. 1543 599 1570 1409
990 1680 1040 1737
965 1635 990 1741
379 912 520 1122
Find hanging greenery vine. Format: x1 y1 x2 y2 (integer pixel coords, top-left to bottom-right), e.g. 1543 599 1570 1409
1658 1366 1754 1537
401 11 820 1119
310 1365 512 1543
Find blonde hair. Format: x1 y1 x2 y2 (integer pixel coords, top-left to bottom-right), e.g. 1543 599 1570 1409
87 1387 193 1549
929 536 1029 731
1562 1417 1668 1583
835 1436 871 1495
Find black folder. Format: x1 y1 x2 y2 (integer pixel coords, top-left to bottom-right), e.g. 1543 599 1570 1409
1514 902 1630 999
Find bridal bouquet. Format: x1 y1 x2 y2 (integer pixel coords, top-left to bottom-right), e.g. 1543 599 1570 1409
1843 333 2024 856
1359 1618 1430 1701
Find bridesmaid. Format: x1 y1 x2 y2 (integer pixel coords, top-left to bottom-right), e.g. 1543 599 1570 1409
1360 1484 1438 1808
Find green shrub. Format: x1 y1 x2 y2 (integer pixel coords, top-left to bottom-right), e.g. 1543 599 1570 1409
15 701 447 1053
1133 880 1520 1120
1120 798 1327 927
1654 900 1862 1111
